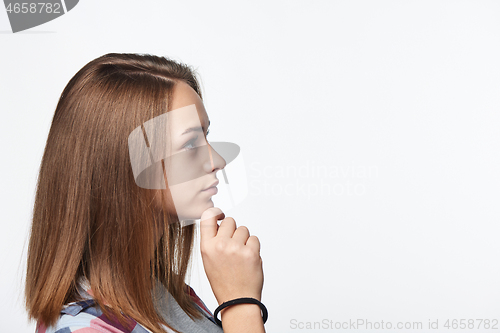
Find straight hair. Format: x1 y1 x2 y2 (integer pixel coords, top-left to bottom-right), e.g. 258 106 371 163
25 53 205 333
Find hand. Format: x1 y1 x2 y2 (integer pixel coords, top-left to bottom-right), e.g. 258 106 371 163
200 207 264 305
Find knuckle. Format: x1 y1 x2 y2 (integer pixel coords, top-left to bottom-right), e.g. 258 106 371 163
227 242 240 255
223 217 235 224
243 246 258 258
237 226 249 234
249 235 260 244
220 217 236 230
215 239 228 252
242 249 253 260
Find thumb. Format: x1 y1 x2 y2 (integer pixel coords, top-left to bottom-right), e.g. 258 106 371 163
200 207 225 240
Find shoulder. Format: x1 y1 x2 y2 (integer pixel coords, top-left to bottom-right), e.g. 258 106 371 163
36 300 151 333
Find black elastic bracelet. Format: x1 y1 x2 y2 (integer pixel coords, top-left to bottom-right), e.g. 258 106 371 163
213 297 268 327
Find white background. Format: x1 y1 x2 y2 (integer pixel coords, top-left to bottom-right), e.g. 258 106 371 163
1 1 499 332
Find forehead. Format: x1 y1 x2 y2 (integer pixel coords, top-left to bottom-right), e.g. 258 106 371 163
170 81 208 122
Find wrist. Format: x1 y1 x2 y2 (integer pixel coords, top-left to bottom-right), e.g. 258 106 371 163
217 293 261 305
214 297 268 328
220 302 262 319
218 303 266 333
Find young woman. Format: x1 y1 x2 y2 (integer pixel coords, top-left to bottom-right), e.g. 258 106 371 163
25 53 266 333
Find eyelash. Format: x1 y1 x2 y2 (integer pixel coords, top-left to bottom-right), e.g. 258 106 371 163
184 137 198 151
184 130 209 151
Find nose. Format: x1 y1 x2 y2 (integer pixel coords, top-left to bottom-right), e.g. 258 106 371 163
205 142 226 173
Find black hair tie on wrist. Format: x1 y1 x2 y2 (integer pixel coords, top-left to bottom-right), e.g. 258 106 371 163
213 297 268 327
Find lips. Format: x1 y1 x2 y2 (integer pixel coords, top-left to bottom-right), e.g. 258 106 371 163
202 180 219 191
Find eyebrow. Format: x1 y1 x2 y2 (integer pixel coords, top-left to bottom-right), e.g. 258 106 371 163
181 119 210 135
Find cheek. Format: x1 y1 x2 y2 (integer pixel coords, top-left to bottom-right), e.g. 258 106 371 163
169 183 191 204
168 181 212 219
168 178 201 206
166 151 207 187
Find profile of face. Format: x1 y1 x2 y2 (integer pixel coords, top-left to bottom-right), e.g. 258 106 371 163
163 81 226 220
128 81 227 221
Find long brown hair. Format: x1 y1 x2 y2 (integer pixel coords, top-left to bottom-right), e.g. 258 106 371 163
25 53 205 333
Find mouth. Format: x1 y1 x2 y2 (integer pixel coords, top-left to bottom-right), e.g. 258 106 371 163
202 180 219 192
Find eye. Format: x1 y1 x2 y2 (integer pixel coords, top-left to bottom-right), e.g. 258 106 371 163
184 136 198 151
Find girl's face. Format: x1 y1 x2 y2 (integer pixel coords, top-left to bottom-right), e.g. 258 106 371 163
163 81 226 220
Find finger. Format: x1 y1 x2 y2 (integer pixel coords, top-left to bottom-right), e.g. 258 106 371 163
217 217 237 238
200 207 225 240
246 235 260 252
232 226 250 244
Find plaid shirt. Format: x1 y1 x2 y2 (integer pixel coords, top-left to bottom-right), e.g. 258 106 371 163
35 285 219 333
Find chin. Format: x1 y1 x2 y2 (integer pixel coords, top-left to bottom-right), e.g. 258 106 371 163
196 200 215 216
178 201 215 220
